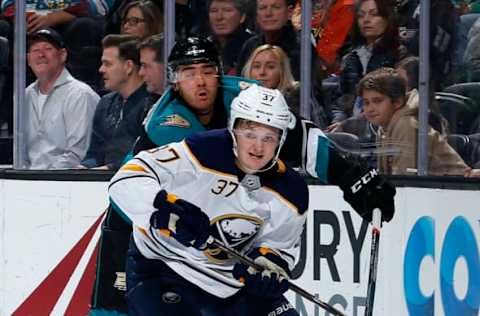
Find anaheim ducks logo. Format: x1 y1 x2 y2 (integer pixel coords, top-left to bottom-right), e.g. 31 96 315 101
160 114 191 128
205 214 263 263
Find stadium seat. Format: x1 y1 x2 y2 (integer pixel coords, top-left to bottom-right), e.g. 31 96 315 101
442 83 480 134
467 133 480 168
447 133 480 168
435 92 478 134
0 36 8 110
447 134 470 163
0 135 12 165
443 82 480 105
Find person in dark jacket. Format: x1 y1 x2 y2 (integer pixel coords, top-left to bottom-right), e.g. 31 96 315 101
81 34 148 170
236 0 306 80
207 0 254 75
330 0 401 124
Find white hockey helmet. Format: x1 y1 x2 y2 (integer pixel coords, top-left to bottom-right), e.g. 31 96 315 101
229 84 296 169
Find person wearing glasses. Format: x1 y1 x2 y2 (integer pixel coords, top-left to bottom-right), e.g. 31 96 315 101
109 84 306 315
120 0 163 40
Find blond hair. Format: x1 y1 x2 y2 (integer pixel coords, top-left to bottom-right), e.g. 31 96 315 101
241 44 296 93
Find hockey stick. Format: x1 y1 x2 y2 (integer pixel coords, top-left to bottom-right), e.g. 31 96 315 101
207 237 346 316
364 208 382 316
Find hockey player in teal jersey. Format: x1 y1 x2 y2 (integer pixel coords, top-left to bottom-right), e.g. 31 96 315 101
133 36 257 150
110 85 306 315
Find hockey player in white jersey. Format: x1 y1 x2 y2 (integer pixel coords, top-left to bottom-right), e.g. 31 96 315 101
109 84 307 315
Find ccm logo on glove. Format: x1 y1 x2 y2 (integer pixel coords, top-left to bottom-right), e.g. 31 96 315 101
351 168 379 194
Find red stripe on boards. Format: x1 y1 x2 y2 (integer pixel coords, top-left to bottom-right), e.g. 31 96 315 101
12 213 105 316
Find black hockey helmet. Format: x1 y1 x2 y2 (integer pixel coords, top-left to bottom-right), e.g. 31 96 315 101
167 36 222 82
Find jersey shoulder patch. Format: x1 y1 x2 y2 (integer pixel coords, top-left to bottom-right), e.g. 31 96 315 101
145 92 206 146
263 167 309 215
184 129 237 175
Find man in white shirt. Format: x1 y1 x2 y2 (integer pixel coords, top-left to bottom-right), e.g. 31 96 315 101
24 27 99 169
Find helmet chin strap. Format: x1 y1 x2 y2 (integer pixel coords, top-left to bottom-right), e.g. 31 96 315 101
235 158 278 174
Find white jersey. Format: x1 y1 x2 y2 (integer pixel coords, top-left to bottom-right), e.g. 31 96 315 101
109 129 309 298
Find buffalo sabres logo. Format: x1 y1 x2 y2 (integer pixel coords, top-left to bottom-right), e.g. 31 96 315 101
205 214 263 263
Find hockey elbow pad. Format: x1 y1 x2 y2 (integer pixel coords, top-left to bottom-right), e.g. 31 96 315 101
232 247 290 298
338 165 396 222
150 190 211 249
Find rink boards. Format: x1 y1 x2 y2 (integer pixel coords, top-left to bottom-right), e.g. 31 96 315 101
0 179 478 316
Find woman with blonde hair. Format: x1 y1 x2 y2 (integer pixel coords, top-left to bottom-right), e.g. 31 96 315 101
242 44 295 93
242 44 331 127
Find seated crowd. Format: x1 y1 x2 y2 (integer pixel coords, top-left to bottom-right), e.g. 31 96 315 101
1 0 480 176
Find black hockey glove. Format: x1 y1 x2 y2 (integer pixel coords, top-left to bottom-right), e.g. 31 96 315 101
338 164 396 223
232 247 290 298
150 190 210 250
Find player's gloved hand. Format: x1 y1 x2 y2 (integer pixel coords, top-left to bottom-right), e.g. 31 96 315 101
338 164 396 222
232 247 290 298
150 190 210 250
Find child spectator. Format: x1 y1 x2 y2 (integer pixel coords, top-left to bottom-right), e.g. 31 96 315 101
358 67 480 176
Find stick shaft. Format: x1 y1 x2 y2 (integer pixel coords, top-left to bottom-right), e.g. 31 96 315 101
208 237 346 316
364 208 382 316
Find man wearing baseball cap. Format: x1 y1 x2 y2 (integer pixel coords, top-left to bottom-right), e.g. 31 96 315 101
28 27 66 49
23 27 99 169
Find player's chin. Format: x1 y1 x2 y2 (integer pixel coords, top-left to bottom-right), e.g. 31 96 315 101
245 159 268 171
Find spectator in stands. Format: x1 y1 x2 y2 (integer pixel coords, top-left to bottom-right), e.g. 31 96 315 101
81 34 148 170
359 67 480 176
1 0 106 34
331 0 401 123
242 44 331 127
395 56 449 135
291 0 355 73
24 28 99 169
1 0 107 90
236 0 305 80
207 0 254 75
138 34 165 107
120 0 163 40
395 0 457 90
